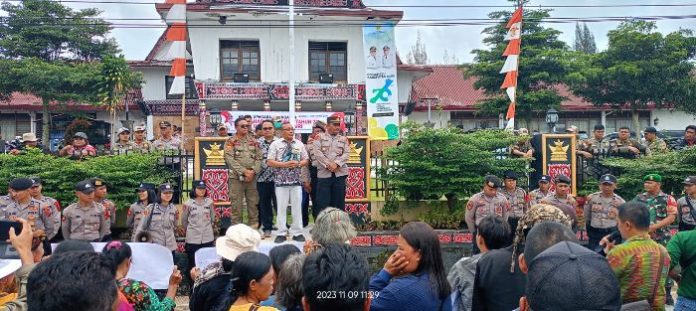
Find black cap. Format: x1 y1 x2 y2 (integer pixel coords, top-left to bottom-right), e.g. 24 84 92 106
326 116 341 125
159 183 174 193
159 121 171 128
75 180 95 194
136 182 156 192
193 180 206 189
484 175 502 188
593 124 605 131
539 175 551 183
31 177 42 186
9 178 34 191
526 241 621 311
683 176 696 186
600 174 617 185
644 126 657 133
503 171 518 180
555 174 571 184
89 178 107 188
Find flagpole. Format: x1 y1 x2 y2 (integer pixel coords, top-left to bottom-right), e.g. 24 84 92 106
181 93 185 150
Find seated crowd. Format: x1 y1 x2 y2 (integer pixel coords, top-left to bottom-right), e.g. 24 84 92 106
0 200 692 311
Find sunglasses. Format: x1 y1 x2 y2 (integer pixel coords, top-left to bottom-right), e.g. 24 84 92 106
262 127 274 130
160 127 169 130
239 125 249 129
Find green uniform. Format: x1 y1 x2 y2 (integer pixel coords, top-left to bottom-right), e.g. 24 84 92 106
609 138 647 158
645 138 668 155
667 230 696 300
632 192 678 244
224 135 262 227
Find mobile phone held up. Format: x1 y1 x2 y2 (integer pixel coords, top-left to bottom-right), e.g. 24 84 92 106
0 221 23 241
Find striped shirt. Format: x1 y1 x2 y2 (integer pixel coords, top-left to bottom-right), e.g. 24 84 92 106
607 234 670 310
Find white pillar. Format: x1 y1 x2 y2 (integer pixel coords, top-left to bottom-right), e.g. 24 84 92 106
146 115 154 141
288 0 296 126
29 112 36 133
601 110 607 128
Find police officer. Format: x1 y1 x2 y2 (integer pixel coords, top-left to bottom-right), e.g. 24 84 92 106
583 174 625 251
643 126 668 155
132 125 152 152
181 180 215 285
631 173 678 305
578 124 609 158
678 176 696 231
28 177 61 241
528 175 552 206
609 126 647 158
305 121 325 222
152 121 182 151
1 178 56 253
311 116 350 214
541 175 578 228
62 180 109 241
225 117 262 227
90 178 115 241
464 175 509 254
134 183 178 253
501 171 527 232
112 127 136 154
127 182 156 236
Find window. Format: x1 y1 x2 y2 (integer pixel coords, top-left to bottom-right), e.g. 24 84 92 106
165 76 198 99
309 42 347 83
220 40 260 82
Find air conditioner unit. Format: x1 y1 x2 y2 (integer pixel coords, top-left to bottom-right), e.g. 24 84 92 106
233 73 249 83
319 73 334 84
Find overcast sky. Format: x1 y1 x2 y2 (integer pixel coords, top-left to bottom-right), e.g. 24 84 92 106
7 0 696 64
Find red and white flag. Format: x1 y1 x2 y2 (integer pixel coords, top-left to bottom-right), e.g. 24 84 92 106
163 0 188 96
500 7 522 130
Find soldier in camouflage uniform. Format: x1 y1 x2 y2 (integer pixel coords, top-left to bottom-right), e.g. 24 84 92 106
583 174 625 251
578 124 609 158
465 175 509 254
501 171 527 233
631 173 678 305
112 127 136 154
225 117 262 227
1 178 56 254
29 177 61 241
510 128 534 158
528 175 552 206
152 121 182 151
90 178 116 241
132 125 152 152
541 175 578 229
677 176 696 231
62 180 110 241
609 126 647 158
643 127 668 155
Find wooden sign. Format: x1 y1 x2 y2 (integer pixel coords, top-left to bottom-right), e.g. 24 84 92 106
541 134 577 195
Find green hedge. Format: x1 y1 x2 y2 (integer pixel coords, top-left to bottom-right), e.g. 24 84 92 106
0 149 176 210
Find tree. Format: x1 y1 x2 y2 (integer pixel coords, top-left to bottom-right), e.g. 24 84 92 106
406 31 428 64
568 21 696 131
0 0 120 143
97 55 143 145
467 1 573 128
574 23 597 54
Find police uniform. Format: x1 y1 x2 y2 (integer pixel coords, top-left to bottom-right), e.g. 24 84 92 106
132 140 152 153
1 179 57 240
182 180 216 282
127 201 148 234
112 141 137 154
62 180 109 241
33 195 61 240
465 175 509 255
134 202 178 251
311 117 350 214
541 176 577 228
609 137 647 158
90 178 116 239
528 189 551 206
152 137 181 151
583 175 625 250
225 133 262 227
678 176 696 231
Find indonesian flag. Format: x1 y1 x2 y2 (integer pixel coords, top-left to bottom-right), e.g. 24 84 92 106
500 7 522 130
164 0 188 96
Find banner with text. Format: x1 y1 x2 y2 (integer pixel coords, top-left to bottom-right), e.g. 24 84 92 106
220 111 344 134
363 22 399 140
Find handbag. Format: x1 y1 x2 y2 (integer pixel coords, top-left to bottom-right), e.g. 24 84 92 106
620 248 665 311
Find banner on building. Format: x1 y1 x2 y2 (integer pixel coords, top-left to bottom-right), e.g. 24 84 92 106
541 134 577 195
363 22 399 140
219 111 345 134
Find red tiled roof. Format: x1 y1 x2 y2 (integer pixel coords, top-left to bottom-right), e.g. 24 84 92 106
156 1 402 19
0 90 143 112
411 65 638 112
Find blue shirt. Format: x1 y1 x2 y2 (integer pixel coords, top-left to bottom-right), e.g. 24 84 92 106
370 269 451 311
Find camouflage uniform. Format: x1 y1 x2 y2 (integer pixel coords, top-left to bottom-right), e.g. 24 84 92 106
609 138 647 158
62 201 109 241
134 203 178 251
527 189 551 206
33 195 61 240
510 204 573 272
224 135 262 227
580 137 609 155
583 192 625 250
132 140 152 153
510 140 533 157
1 198 56 239
464 192 510 233
541 193 578 228
677 195 696 231
631 192 678 244
645 138 668 155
